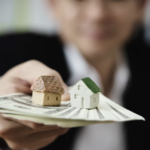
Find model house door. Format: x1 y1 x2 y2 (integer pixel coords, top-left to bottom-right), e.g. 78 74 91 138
82 97 84 108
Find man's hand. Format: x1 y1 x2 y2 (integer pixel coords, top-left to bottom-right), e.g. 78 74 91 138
0 60 70 150
0 60 70 101
0 116 69 150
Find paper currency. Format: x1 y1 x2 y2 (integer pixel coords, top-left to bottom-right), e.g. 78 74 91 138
0 93 145 127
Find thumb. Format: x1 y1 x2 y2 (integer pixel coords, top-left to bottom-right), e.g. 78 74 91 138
61 85 70 101
54 72 70 101
2 60 70 99
61 93 70 101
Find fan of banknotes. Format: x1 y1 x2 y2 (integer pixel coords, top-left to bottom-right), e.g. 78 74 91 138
0 93 145 128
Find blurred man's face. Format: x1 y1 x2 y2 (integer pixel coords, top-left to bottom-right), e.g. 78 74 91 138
48 0 145 59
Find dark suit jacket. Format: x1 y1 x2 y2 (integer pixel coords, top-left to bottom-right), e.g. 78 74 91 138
0 30 149 150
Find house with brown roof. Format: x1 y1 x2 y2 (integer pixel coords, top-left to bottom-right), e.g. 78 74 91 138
31 76 64 106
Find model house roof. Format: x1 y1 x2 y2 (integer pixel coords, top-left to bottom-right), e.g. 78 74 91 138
82 77 101 93
31 76 64 95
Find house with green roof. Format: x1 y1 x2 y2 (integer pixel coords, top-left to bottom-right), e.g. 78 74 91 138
69 77 101 109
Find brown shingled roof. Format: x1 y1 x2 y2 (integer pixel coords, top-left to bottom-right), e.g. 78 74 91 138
31 76 65 95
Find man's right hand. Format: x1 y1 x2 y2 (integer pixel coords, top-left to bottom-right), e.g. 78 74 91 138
0 60 70 150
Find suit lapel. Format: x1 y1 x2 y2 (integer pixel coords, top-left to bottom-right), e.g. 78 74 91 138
123 40 148 150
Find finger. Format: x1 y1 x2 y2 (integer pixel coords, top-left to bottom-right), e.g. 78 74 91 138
0 78 31 96
0 116 64 141
27 128 69 143
0 116 26 138
3 117 60 130
4 128 69 150
16 60 64 86
54 72 69 93
4 60 69 94
29 136 58 150
5 134 58 150
12 78 31 94
9 119 44 129
61 93 70 101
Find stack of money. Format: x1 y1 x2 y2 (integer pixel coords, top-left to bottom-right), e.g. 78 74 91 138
0 93 145 128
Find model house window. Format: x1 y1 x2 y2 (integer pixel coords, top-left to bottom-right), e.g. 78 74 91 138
47 96 49 100
56 97 58 101
74 94 79 99
78 85 82 90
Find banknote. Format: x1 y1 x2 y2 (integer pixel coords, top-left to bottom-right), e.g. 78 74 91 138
0 93 145 126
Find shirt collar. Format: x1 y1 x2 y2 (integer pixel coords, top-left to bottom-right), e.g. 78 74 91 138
64 44 130 103
64 44 102 90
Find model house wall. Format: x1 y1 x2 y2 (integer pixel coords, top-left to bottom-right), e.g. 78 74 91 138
70 80 99 109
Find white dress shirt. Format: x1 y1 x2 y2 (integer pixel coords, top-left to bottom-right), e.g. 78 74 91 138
64 45 130 150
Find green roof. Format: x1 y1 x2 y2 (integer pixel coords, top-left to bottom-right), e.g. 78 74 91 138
82 77 101 93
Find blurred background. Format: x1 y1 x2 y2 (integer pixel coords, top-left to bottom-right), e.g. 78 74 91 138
0 0 57 35
0 0 150 43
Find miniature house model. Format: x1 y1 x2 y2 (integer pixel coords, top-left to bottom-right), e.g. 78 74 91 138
69 77 101 109
31 76 64 106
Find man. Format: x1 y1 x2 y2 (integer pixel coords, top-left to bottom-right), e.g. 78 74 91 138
0 0 149 150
